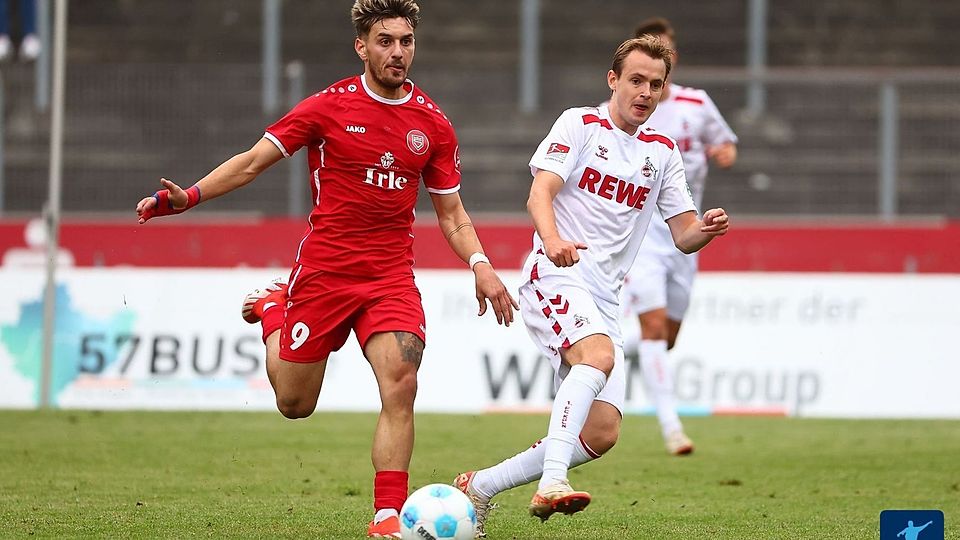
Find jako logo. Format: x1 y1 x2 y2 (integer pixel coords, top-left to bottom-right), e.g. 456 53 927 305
345 125 366 133
364 168 409 190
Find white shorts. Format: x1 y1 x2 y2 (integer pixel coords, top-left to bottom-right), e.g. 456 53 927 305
519 272 626 415
623 248 697 321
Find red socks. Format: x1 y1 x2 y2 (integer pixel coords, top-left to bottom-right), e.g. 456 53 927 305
261 306 284 343
374 470 409 512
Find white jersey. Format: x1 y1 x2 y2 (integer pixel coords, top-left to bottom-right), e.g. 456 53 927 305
641 83 738 254
526 104 697 307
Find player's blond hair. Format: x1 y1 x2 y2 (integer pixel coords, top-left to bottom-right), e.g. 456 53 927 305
351 0 421 37
610 35 673 79
633 16 676 41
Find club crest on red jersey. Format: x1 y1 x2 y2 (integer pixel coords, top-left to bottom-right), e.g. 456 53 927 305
406 130 429 155
380 151 395 169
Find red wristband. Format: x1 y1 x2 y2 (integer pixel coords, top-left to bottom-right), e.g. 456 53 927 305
184 184 201 208
143 184 201 221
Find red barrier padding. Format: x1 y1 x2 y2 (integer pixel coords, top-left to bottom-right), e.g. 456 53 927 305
1 218 958 272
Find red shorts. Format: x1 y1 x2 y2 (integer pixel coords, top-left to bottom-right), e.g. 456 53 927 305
279 264 426 363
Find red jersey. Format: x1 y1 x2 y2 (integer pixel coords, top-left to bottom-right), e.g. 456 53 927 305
264 75 461 276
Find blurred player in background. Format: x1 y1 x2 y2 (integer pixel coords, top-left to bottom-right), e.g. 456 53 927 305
135 1 518 537
456 36 729 536
623 17 739 456
0 0 40 62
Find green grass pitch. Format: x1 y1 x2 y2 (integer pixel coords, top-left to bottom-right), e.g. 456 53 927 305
1 411 957 539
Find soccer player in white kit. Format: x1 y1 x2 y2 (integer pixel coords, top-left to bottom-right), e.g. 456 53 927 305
454 36 730 536
623 17 739 456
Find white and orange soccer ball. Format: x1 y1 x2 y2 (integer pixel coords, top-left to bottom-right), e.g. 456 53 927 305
400 483 477 540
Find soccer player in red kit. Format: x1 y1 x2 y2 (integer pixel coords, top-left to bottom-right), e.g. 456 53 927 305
135 1 518 537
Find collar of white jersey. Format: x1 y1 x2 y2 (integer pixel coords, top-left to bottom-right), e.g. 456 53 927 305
360 74 415 106
599 101 642 138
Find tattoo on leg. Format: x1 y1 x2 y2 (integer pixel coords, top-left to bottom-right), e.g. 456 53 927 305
392 332 424 366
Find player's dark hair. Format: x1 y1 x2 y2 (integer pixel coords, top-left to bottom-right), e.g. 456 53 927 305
633 16 675 41
611 35 673 78
351 0 421 38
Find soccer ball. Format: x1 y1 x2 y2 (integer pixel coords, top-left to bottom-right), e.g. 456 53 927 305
400 483 477 540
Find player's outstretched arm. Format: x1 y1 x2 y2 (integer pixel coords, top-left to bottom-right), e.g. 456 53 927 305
136 138 284 224
527 170 587 267
429 191 520 326
666 208 729 254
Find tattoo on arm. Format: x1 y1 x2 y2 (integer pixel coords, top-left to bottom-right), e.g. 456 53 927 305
445 222 474 241
393 331 424 366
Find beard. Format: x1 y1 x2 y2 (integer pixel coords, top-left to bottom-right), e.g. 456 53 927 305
371 65 406 90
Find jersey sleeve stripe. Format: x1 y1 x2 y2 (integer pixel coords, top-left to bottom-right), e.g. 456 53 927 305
262 131 290 158
637 131 676 150
582 113 613 130
674 95 704 105
426 185 461 195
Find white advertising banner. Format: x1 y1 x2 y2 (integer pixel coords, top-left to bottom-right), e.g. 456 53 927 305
0 269 957 418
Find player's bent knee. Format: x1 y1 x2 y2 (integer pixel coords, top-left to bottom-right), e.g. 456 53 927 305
639 313 669 341
584 355 615 378
641 324 668 341
598 431 620 454
276 396 317 419
594 431 620 455
597 416 622 451
582 402 622 455
583 424 619 455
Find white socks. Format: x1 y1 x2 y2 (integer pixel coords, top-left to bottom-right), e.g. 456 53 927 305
471 434 601 500
639 339 682 437
538 364 607 489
